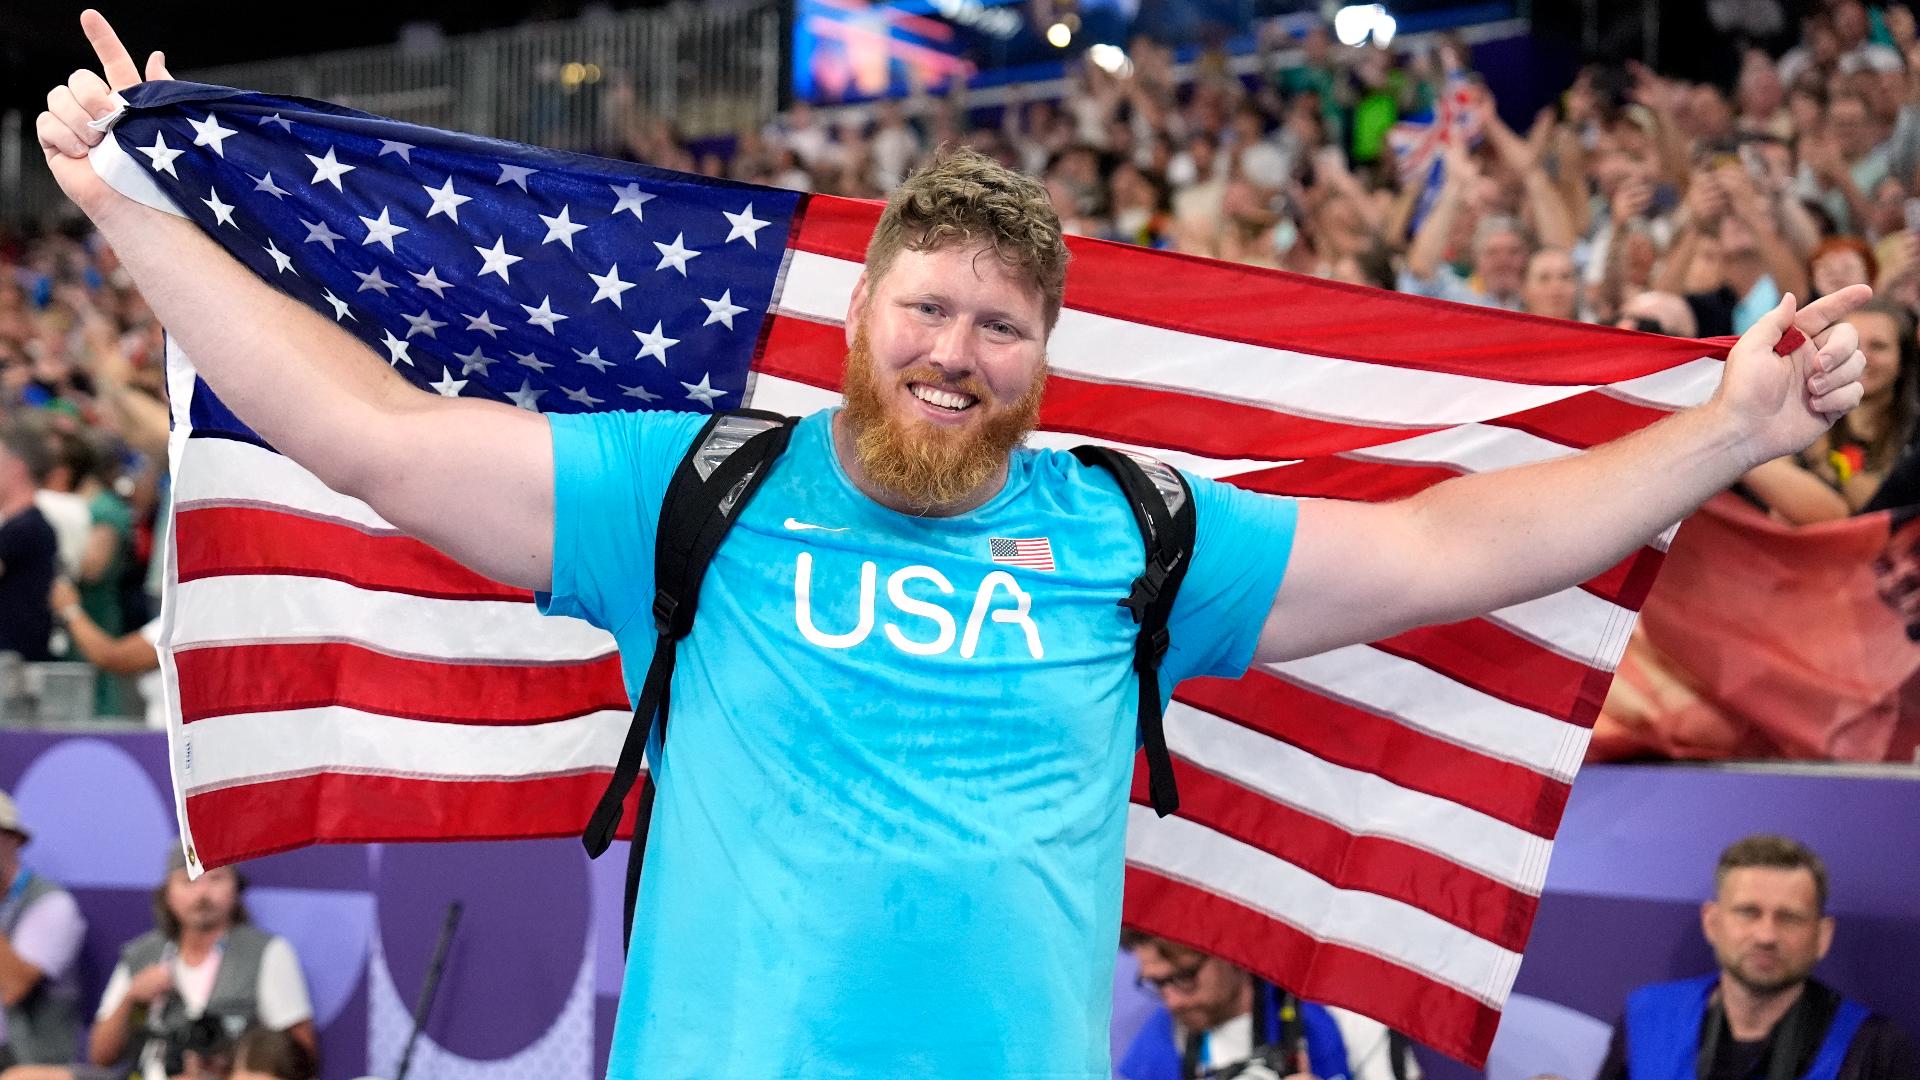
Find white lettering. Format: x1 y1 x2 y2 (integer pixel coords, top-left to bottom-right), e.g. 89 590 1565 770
794 552 876 649
884 565 958 656
960 570 1044 659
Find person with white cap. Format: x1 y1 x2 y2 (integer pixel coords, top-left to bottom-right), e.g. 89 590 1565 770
0 791 86 1068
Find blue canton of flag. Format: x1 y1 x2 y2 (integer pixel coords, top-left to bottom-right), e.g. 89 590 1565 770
106 81 802 440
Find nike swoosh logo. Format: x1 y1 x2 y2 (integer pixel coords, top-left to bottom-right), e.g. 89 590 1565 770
783 517 848 532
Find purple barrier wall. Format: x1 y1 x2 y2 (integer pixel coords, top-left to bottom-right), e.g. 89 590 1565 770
5 732 1915 1079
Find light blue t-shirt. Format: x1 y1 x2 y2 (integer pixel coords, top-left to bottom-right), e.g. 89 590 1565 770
543 408 1298 1079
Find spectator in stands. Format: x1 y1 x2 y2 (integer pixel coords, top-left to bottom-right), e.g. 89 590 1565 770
1117 933 1419 1080
47 577 160 728
1522 248 1582 320
0 415 58 663
5 848 315 1080
1596 834 1918 1079
39 430 131 716
0 793 85 1069
1615 290 1701 337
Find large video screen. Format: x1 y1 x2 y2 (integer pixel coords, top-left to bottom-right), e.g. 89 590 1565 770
790 0 1518 105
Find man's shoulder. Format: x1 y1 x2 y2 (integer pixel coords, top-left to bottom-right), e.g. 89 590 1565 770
2 504 56 542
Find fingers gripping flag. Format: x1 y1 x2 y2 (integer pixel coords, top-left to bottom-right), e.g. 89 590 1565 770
95 81 1737 1067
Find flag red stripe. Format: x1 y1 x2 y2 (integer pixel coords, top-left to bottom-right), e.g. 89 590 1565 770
759 317 1444 460
175 505 529 602
1374 619 1610 722
1122 869 1501 1066
1179 675 1572 837
185 771 643 868
174 642 628 725
1494 392 1680 450
1128 760 1537 950
797 195 1725 385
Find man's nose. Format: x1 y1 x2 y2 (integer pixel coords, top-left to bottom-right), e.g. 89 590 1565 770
926 318 977 372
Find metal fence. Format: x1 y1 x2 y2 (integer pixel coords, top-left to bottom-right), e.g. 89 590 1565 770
3 3 782 228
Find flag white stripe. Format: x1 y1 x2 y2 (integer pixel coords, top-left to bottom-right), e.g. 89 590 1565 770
170 575 616 662
179 706 628 793
779 251 1713 424
1124 805 1522 1005
1487 587 1638 668
1161 702 1551 892
1263 648 1583 780
1344 422 1577 473
1606 357 1723 410
174 437 396 531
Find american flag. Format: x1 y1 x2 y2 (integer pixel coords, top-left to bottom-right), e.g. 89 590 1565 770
98 82 1728 1067
988 536 1056 571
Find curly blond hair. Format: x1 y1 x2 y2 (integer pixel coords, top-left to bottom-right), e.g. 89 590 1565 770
863 146 1069 332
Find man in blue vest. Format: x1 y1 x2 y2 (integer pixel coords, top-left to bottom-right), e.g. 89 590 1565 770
1117 933 1352 1080
0 792 86 1069
1595 834 1918 1080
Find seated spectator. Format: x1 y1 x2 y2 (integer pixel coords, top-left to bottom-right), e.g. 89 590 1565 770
1522 248 1581 320
0 793 85 1068
2 848 314 1080
1595 834 1918 1079
1741 299 1915 521
1808 235 1878 298
0 416 58 663
1116 932 1413 1080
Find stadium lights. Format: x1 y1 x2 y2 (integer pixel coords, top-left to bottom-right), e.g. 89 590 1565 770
1333 4 1396 47
1047 21 1073 48
1087 43 1131 75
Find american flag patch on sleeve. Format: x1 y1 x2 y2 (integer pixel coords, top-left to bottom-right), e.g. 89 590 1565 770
988 537 1055 571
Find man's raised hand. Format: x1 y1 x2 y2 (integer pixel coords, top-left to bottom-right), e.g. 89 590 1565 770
1715 285 1873 467
36 10 173 218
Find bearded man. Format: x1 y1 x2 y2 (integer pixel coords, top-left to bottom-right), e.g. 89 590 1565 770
1597 835 1917 1080
38 14 1885 1078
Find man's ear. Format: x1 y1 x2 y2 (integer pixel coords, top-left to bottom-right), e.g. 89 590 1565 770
846 271 870 348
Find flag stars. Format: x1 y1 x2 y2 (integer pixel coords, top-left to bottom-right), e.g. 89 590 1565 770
251 172 290 199
511 350 553 373
354 267 396 296
428 366 467 397
474 237 523 283
137 132 182 177
701 290 747 330
505 379 547 411
379 140 415 163
621 383 661 403
521 296 569 334
411 267 453 299
258 113 294 133
202 188 236 228
539 205 588 250
187 113 237 157
723 203 770 248
403 309 448 339
423 177 471 223
264 238 297 276
682 373 726 408
497 163 537 191
463 310 505 338
301 218 345 253
633 321 679 365
573 347 614 373
610 182 655 220
380 329 413 367
306 146 356 191
653 233 700 276
454 346 497 376
321 290 355 322
359 207 409 252
563 385 605 407
588 264 634 308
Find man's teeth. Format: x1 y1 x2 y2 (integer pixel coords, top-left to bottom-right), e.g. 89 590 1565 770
910 384 975 411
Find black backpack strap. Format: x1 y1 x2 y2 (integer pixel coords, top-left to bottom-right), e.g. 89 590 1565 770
580 408 796 948
1070 445 1195 817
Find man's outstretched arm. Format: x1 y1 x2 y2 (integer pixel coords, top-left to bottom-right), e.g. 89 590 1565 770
38 10 553 592
1256 286 1872 662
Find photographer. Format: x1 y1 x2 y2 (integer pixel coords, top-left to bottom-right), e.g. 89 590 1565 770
1118 933 1359 1080
2 848 313 1080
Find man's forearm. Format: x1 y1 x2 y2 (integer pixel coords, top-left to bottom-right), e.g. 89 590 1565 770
89 997 134 1064
0 933 43 1007
1522 172 1576 250
1405 186 1464 277
1405 404 1753 624
86 193 414 497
